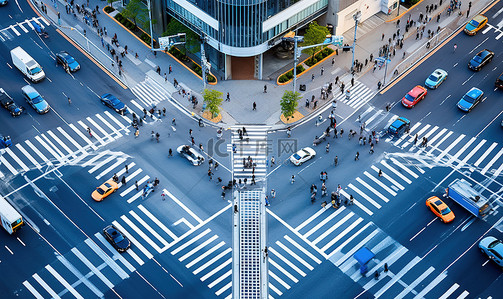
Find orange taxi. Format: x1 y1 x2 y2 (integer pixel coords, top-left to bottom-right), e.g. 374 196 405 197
92 180 119 202
426 196 455 223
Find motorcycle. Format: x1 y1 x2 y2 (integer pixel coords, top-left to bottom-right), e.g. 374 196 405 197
313 133 327 146
142 183 155 198
0 136 12 148
31 20 49 39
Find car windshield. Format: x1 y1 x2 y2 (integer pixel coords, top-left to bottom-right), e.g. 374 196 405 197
32 95 43 104
462 94 476 103
113 233 125 243
105 183 112 188
29 66 42 75
293 153 301 160
441 207 452 215
65 56 75 63
469 20 479 26
473 56 482 63
428 74 439 81
96 188 105 195
404 94 415 102
489 240 502 249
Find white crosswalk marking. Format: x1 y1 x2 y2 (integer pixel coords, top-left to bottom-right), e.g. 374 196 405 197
474 142 497 167
88 236 132 277
395 266 434 298
5 148 29 172
283 235 322 264
25 140 53 166
304 207 346 238
414 272 447 298
32 273 60 299
373 257 421 298
57 127 84 151
112 221 154 259
35 135 63 162
186 241 225 269
481 147 503 175
275 241 313 271
45 265 84 299
22 281 44 299
15 144 41 170
348 184 382 209
0 156 19 175
172 228 211 255
96 114 123 137
129 211 170 248
269 246 306 277
69 123 98 150
439 283 459 299
208 269 232 289
201 258 232 281
179 235 219 262
71 248 114 289
194 248 232 276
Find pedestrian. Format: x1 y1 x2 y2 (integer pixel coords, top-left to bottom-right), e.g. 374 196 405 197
351 77 354 87
168 148 173 156
164 73 167 82
287 127 291 138
253 102 257 111
226 92 230 102
453 43 457 52
326 143 330 153
169 65 172 74
384 263 388 273
208 169 213 180
414 134 418 145
321 67 324 76
221 190 226 200
334 155 338 166
291 175 295 184
312 73 315 81
214 162 219 170
378 169 383 177
125 164 129 173
355 151 359 161
251 175 256 185
135 180 139 191
264 85 267 93
271 189 276 198
369 143 374 154
121 176 126 185
265 195 270 206
381 33 385 41
377 81 382 90
271 156 275 166
375 271 380 280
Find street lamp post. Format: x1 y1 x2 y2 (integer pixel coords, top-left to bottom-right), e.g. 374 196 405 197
292 36 303 93
147 0 154 51
383 53 390 85
351 11 361 75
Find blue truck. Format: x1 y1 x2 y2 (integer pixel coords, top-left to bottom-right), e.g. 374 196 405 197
446 179 492 218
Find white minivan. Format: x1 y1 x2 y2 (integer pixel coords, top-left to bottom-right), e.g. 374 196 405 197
10 46 45 82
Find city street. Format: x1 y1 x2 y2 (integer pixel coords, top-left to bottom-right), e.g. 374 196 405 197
0 0 502 298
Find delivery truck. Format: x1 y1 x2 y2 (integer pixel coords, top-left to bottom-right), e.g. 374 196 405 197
0 195 24 234
10 46 45 82
446 179 492 218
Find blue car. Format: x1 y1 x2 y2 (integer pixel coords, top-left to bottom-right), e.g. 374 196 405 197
388 116 410 136
56 51 80 72
0 0 8 6
457 87 484 112
0 135 12 148
425 69 448 89
100 93 127 114
21 85 50 114
479 236 503 267
468 49 494 71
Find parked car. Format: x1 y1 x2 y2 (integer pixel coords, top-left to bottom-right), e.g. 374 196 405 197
495 72 503 90
387 116 410 136
290 147 316 166
464 14 488 35
177 145 204 165
401 85 427 108
55 51 80 72
103 225 130 253
426 196 455 223
21 85 49 114
457 87 484 112
479 236 503 267
425 69 448 89
92 180 118 201
100 93 127 114
468 49 494 71
0 88 23 116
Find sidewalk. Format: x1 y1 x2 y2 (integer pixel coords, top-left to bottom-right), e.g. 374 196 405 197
33 0 492 127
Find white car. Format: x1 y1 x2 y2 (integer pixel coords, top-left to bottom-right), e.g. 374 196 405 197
177 145 204 166
290 147 316 166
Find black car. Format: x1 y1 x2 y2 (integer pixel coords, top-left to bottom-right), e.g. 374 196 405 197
100 93 127 114
103 225 130 252
496 72 503 90
0 88 23 116
468 49 494 71
55 51 80 72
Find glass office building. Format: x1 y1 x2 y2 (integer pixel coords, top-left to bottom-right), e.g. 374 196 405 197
165 0 329 79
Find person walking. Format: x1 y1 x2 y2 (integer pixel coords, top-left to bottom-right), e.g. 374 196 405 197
270 156 275 166
378 169 383 177
351 77 354 87
334 155 338 166
369 143 374 154
121 176 126 185
226 92 230 102
414 134 418 145
321 67 324 76
287 127 292 138
355 151 360 161
265 195 271 206
326 143 330 153
453 43 457 52
263 85 267 93
271 189 276 198
168 148 173 156
252 102 257 111
135 180 139 191
87 127 92 138
125 164 129 173
291 175 295 184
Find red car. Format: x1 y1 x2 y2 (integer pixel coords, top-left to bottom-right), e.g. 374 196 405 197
401 86 427 108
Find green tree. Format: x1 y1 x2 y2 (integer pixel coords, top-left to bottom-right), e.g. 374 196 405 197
163 19 200 54
203 89 223 118
121 0 143 26
301 22 329 61
107 0 115 8
280 90 301 120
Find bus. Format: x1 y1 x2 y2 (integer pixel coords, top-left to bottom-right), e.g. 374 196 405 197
0 195 24 234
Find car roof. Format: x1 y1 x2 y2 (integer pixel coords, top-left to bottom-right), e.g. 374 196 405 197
473 15 487 22
21 85 38 94
409 86 425 97
467 88 483 98
104 225 117 233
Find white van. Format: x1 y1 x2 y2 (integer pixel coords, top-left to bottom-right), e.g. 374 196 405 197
10 46 45 82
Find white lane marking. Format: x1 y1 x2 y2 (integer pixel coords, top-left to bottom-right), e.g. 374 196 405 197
276 241 314 271
269 282 283 296
129 210 170 248
348 184 382 209
304 207 346 238
82 150 109 167
186 241 226 269
355 246 408 282
96 114 123 137
171 228 211 255
25 140 53 166
373 257 421 298
87 117 116 143
138 205 179 241
447 137 476 165
474 142 497 167
427 131 452 155
390 158 419 179
364 171 397 196
40 133 66 159
413 272 447 298
17 22 28 32
126 248 145 266
47 130 74 156
22 281 44 299
104 111 130 132
88 236 132 277
325 222 372 259
340 189 374 215
215 281 232 296
481 147 503 175
69 123 98 150
193 248 232 275
371 165 404 190
123 174 149 198
201 257 232 281
45 265 84 299
9 25 20 36
208 269 232 289
356 177 390 202
32 274 61 299
334 228 379 266
163 189 203 224
295 208 328 232
269 258 299 283
72 248 114 289
95 158 128 180
35 135 63 162
284 235 322 264
88 155 116 173
380 161 412 184
57 127 84 151
112 221 154 259
433 134 465 163
78 120 106 146
5 148 30 172
16 144 41 170
179 235 218 262
268 247 306 277
395 266 435 299
0 156 19 175
439 283 459 299
457 139 486 169
321 218 363 253
457 290 469 299
312 212 354 245
269 270 290 289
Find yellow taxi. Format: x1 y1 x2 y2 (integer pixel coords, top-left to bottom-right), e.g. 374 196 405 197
426 196 455 223
464 15 488 35
92 180 119 202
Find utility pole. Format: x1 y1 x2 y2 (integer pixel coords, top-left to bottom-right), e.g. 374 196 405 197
351 11 361 75
147 0 154 51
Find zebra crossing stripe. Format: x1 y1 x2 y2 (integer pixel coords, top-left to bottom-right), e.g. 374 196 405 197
373 256 422 298
295 208 328 231
304 207 346 238
55 254 104 297
36 135 63 161
0 156 19 175
82 150 109 167
138 205 179 241
283 235 322 264
474 142 497 167
193 248 231 276
457 290 470 298
24 19 34 30
186 241 226 268
364 171 397 196
326 222 372 259
69 123 98 150
45 265 84 299
96 114 123 137
215 281 232 296
113 220 154 259
320 218 363 253
172 228 211 255
5 148 30 172
434 134 465 163
32 273 60 299
88 155 115 173
268 247 306 277
269 258 299 283
390 158 419 179
395 266 435 299
371 165 404 190
17 22 28 33
78 120 106 146
129 210 170 248
95 158 128 180
89 236 132 277
353 246 408 282
25 140 53 166
9 25 20 36
439 283 459 299
380 161 412 184
276 241 313 271
71 248 114 289
334 228 380 266
447 137 475 166
340 189 374 215
269 270 290 289
57 127 84 151
481 147 503 175
87 117 115 142
348 184 382 209
201 257 232 282
427 130 452 155
457 139 486 169
356 178 389 203
312 212 354 245
208 269 232 289
180 235 219 262
15 144 41 170
22 281 44 299
413 272 447 298
121 214 166 252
